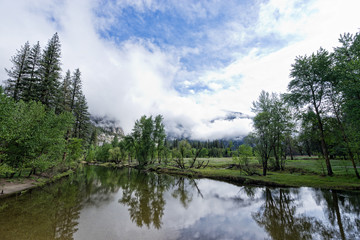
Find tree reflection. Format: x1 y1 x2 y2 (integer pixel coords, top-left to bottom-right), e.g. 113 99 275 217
80 166 123 206
313 189 360 239
252 188 338 240
0 174 83 240
118 170 200 229
171 177 195 208
2 166 359 239
118 169 174 229
0 165 127 240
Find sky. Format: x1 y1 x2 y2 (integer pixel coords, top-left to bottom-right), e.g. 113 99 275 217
0 0 359 140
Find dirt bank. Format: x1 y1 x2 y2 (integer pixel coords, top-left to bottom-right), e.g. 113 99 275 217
0 178 37 198
0 170 74 199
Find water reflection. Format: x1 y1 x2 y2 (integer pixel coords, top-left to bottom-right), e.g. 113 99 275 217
118 169 172 229
253 188 320 239
0 173 83 240
252 187 360 240
0 166 359 240
312 189 360 240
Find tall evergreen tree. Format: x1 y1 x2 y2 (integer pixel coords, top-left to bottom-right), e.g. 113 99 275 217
38 33 62 109
66 68 90 140
4 41 31 101
73 92 90 140
22 42 41 102
58 70 72 113
70 68 82 111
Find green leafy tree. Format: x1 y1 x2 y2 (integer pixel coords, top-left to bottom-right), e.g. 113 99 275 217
333 32 360 178
285 48 334 176
95 143 112 162
173 140 191 169
153 115 166 164
86 144 96 162
132 115 154 167
0 91 74 176
251 91 291 175
269 95 293 169
124 135 135 163
297 108 321 157
108 147 122 163
252 110 273 176
233 144 254 175
0 86 16 170
66 138 84 165
333 32 360 130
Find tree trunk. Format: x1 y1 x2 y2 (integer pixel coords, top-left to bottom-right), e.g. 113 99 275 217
288 139 294 160
262 157 268 176
273 146 280 170
332 191 346 240
27 169 33 178
314 106 333 176
310 85 333 176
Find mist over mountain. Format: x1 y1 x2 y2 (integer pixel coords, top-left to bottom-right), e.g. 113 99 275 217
90 115 124 145
210 111 253 123
165 111 252 141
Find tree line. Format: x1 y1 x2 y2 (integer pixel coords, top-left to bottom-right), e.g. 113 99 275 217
88 116 244 167
249 31 360 178
3 31 359 179
0 33 90 177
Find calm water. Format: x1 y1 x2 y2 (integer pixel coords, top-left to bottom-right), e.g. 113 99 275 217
0 166 359 240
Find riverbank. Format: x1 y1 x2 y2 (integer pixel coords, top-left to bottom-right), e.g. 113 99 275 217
147 166 360 191
4 157 356 198
0 170 74 199
97 157 360 191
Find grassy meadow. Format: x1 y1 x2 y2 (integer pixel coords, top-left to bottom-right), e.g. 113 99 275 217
142 156 360 191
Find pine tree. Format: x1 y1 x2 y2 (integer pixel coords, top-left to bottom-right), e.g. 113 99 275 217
89 127 98 146
68 68 90 140
22 42 41 102
38 33 62 109
4 41 31 101
70 68 82 111
73 92 90 140
58 70 72 113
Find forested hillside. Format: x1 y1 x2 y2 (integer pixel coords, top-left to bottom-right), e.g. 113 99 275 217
0 33 91 177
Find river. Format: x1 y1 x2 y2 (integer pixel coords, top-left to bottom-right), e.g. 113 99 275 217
0 165 359 240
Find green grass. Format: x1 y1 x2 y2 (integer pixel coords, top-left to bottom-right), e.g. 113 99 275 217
144 156 360 191
285 157 358 175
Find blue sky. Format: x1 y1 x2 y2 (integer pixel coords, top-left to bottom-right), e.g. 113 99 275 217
98 1 291 79
0 0 360 139
93 0 297 96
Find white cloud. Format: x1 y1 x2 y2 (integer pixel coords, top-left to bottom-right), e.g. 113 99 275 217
1 0 360 140
190 0 360 115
